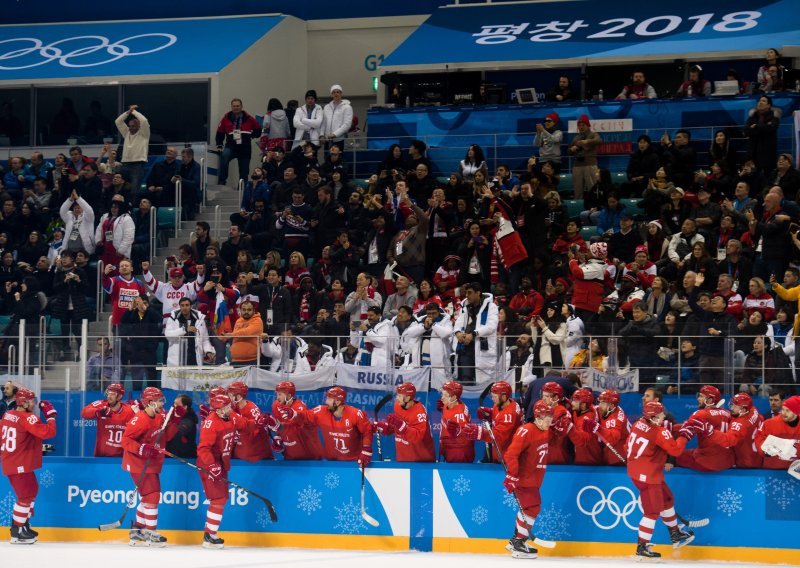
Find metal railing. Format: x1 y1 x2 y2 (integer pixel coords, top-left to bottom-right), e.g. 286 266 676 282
174 179 183 239
237 179 245 213
95 260 105 322
200 156 207 210
147 204 157 263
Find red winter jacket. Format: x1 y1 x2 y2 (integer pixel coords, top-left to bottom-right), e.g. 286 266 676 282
569 258 608 313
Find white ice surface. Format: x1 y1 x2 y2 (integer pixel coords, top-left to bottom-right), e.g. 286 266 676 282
0 543 772 568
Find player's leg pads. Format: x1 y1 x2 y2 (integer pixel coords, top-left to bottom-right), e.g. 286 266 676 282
508 537 538 559
203 532 225 549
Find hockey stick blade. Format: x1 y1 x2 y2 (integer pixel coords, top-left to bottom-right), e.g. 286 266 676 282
98 405 175 531
532 537 556 549
360 465 380 527
677 513 709 528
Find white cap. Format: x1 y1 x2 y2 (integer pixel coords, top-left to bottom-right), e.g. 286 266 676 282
330 84 343 93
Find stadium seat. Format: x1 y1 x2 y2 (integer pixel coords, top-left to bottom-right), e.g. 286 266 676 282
620 198 642 210
353 179 371 190
564 199 584 219
612 171 627 185
157 207 176 230
580 226 597 241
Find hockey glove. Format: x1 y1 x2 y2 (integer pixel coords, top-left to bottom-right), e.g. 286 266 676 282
476 406 493 421
198 404 211 421
436 399 444 412
39 400 57 420
551 415 572 435
270 435 285 454
358 448 372 468
275 404 297 423
92 400 110 418
503 474 519 494
256 413 280 431
445 420 462 438
375 421 394 435
462 423 483 441
138 443 160 458
385 413 407 435
581 418 600 435
678 425 696 441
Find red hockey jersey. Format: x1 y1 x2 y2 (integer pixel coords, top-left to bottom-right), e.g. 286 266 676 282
231 400 274 461
391 400 435 462
504 423 550 488
81 400 135 457
1 409 56 475
121 410 178 475
300 405 373 461
626 418 687 484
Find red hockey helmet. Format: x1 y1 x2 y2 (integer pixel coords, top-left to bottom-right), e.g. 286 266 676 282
210 394 232 410
276 381 296 397
533 400 554 418
14 388 35 406
142 387 164 405
209 386 227 399
106 383 125 397
542 381 564 399
326 386 347 404
227 381 249 398
396 382 417 398
699 385 721 405
441 381 463 399
731 393 753 411
643 401 664 418
571 388 594 405
490 381 512 397
598 389 620 406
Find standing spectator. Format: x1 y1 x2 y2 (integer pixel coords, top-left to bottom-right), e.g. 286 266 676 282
618 301 661 383
223 300 262 366
144 147 180 207
568 115 602 199
458 144 488 185
454 281 499 385
386 184 429 282
292 90 323 148
745 96 780 175
86 337 117 390
259 98 290 153
215 98 262 186
352 306 397 368
765 154 800 199
115 104 150 192
197 261 239 364
659 130 696 190
310 185 347 256
756 48 785 93
321 85 353 150
383 276 417 320
95 195 135 271
569 242 612 328
130 198 153 271
101 259 148 328
50 250 91 356
533 113 563 173
345 272 383 323
251 267 294 336
165 297 215 367
165 394 198 459
746 193 790 280
191 222 219 264
177 148 202 219
622 135 661 197
616 70 657 99
119 295 161 389
0 381 17 417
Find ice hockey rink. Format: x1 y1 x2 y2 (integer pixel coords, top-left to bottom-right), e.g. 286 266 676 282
0 543 772 567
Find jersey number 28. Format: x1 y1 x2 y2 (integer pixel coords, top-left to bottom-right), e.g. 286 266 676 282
1 425 17 453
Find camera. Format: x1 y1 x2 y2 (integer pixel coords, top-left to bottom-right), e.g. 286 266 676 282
212 275 221 284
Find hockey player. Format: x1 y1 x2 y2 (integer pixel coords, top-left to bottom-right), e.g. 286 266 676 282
271 381 323 460
755 395 800 469
580 388 630 465
199 386 227 421
141 261 204 324
80 383 135 457
121 387 182 546
566 388 603 465
627 401 696 559
503 400 553 559
464 380 522 462
227 382 277 461
375 382 435 462
197 393 246 549
440 380 475 463
676 385 734 471
699 393 763 468
277 386 373 464
540 381 573 464
0 389 57 544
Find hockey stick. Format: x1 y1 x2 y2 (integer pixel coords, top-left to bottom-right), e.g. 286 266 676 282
478 383 493 463
482 420 555 549
374 392 393 462
164 451 278 522
595 431 710 529
360 464 380 527
98 405 175 531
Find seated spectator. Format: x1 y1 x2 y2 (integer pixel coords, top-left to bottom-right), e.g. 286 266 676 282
283 251 310 292
743 276 775 321
581 168 614 225
696 161 735 201
735 310 769 361
644 220 669 264
769 306 795 350
616 70 657 99
545 75 576 102
722 184 757 232
679 243 718 292
660 186 691 236
220 224 252 271
713 273 744 320
595 192 627 237
709 130 739 176
741 336 792 396
231 250 256 281
508 276 544 321
552 219 585 258
608 212 641 265
383 275 417 319
433 255 461 301
765 154 800 199
568 336 608 372
16 230 47 267
411 278 443 314
86 336 117 391
644 276 672 321
675 65 711 97
624 246 657 290
2 156 26 198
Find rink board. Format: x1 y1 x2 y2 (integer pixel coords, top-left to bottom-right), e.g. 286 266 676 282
0 459 798 563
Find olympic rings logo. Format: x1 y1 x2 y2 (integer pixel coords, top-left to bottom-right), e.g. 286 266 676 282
0 34 177 70
576 485 642 531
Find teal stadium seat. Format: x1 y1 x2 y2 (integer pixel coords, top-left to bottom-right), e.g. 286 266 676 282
612 172 628 185
354 179 371 190
564 200 584 219
580 226 597 241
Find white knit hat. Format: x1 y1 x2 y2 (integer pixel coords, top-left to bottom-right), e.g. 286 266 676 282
330 84 343 93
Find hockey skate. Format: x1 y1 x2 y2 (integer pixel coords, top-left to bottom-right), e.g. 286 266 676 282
203 532 225 549
670 526 695 549
506 537 537 559
635 541 661 561
10 525 37 545
24 521 38 538
144 529 167 547
129 528 148 547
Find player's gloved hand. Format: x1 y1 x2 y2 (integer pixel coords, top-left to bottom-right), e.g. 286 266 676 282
503 474 518 494
130 399 143 414
92 399 110 418
375 420 394 435
551 414 572 435
207 463 223 480
199 404 211 421
256 413 279 431
477 406 493 421
581 418 600 434
446 420 462 438
275 404 297 423
678 425 696 441
39 400 57 420
385 413 407 435
270 435 285 453
138 443 160 458
171 404 186 423
358 448 372 468
436 399 444 412
462 423 483 441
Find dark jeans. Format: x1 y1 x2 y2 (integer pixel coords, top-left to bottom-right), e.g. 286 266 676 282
121 162 146 192
456 347 476 386
218 147 251 186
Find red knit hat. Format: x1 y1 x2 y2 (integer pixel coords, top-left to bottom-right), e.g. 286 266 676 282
577 114 591 126
545 112 560 123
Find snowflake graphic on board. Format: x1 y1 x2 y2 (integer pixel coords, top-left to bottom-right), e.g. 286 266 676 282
502 490 518 510
755 478 799 511
535 504 572 540
716 488 743 516
471 505 489 525
255 507 273 529
452 474 471 496
334 498 368 534
297 485 323 515
39 469 55 488
0 492 15 526
324 472 340 489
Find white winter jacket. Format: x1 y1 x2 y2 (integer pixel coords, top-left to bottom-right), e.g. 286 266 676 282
60 196 96 254
293 104 324 146
94 212 135 258
164 308 214 367
322 100 353 141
